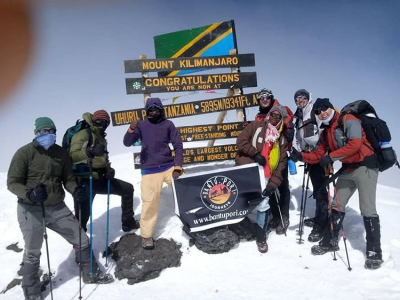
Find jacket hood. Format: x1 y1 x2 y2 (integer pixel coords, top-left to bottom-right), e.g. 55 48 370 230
82 112 94 126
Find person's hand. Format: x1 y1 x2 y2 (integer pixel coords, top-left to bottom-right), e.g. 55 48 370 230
319 154 333 168
289 148 303 162
262 186 275 198
86 144 105 158
105 167 115 180
253 153 266 166
28 184 48 203
130 120 138 131
73 185 87 203
172 169 182 180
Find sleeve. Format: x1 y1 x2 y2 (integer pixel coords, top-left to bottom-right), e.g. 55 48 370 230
7 149 30 200
62 152 78 194
69 130 90 164
123 123 142 147
301 132 328 164
236 123 259 158
170 123 183 167
268 136 288 190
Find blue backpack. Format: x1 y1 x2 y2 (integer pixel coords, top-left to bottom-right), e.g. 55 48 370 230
62 119 92 152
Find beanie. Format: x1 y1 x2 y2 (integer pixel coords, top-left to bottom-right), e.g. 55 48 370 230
312 98 334 112
270 105 288 120
34 117 56 133
294 89 310 101
92 110 110 123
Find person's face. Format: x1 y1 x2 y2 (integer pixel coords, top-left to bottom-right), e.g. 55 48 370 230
315 107 333 120
295 95 308 108
269 111 282 126
258 95 273 108
148 107 161 117
93 119 109 131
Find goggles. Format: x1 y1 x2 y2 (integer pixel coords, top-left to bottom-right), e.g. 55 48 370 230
94 119 109 128
38 128 56 134
258 94 273 101
270 112 282 120
314 106 330 115
295 95 308 102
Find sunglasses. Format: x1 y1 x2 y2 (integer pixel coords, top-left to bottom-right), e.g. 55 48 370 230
94 119 109 128
314 106 330 115
38 128 56 134
296 95 308 102
270 112 282 119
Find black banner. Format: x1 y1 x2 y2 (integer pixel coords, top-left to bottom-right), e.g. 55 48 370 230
177 122 244 142
125 72 257 94
124 54 255 73
172 164 265 232
111 93 258 126
133 144 238 169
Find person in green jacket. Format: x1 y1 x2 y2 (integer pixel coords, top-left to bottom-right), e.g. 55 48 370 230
69 110 138 232
7 117 113 300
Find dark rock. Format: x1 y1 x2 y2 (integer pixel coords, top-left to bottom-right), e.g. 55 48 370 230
6 242 23 253
109 234 182 285
228 217 257 241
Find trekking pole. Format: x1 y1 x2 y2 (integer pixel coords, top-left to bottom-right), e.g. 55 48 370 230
41 203 54 300
104 162 111 268
89 158 93 277
297 164 307 241
297 164 310 244
76 178 83 300
325 164 338 262
332 179 352 271
274 191 287 237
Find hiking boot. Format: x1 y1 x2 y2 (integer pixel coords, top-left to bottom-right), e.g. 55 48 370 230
142 237 154 250
365 251 383 270
268 218 280 229
83 270 114 284
256 241 268 253
308 225 324 243
25 295 42 300
122 218 140 232
304 218 314 228
311 240 339 255
276 215 290 235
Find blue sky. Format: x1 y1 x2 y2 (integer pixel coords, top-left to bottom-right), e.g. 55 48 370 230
1 0 399 186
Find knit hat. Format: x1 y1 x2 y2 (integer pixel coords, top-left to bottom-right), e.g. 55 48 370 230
34 117 56 133
92 110 110 123
294 89 310 101
269 105 288 120
312 98 334 112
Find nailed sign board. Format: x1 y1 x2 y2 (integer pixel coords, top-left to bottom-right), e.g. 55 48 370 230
133 144 238 169
124 54 255 73
125 72 257 94
111 93 258 126
177 122 244 142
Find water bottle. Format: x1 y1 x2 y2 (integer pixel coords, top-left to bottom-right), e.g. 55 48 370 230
380 141 391 149
288 159 297 175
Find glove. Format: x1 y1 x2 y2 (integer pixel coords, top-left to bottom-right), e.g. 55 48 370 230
105 167 115 180
28 184 48 203
262 186 275 198
253 153 266 166
289 148 303 163
129 120 138 131
86 144 105 158
73 185 87 203
319 154 333 168
172 169 182 180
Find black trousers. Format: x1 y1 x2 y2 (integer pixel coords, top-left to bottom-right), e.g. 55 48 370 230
308 164 328 228
269 165 290 219
74 177 134 231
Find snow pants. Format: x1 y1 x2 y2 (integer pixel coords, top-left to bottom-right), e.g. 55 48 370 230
140 166 174 238
308 163 329 228
17 202 89 298
269 164 290 219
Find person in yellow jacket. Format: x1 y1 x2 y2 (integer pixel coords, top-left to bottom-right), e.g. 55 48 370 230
236 105 288 253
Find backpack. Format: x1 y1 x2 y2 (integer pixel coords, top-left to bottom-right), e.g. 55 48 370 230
338 100 399 172
62 119 92 152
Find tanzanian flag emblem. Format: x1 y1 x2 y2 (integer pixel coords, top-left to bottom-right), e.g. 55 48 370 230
154 20 236 77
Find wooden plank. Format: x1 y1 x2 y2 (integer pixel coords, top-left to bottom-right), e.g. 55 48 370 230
111 92 258 126
124 54 255 73
177 122 244 142
133 144 238 169
125 72 257 94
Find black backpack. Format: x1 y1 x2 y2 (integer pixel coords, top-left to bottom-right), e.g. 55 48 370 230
338 100 399 172
62 119 92 152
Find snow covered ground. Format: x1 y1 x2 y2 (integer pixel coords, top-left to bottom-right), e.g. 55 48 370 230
1 152 400 300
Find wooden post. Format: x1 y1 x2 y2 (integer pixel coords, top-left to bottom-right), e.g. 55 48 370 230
207 49 242 147
140 54 151 106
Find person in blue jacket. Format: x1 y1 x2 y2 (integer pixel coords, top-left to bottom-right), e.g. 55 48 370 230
123 97 183 250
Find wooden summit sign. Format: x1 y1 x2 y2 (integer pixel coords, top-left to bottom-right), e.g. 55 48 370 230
111 93 258 126
133 144 238 169
125 72 257 94
124 54 255 73
177 122 244 142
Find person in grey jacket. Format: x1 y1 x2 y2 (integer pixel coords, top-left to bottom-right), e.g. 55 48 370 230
293 89 329 242
7 117 113 300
